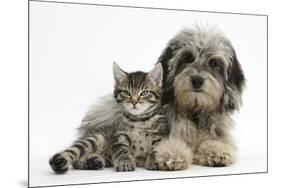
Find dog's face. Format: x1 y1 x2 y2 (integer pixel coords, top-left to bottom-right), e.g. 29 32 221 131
159 27 245 114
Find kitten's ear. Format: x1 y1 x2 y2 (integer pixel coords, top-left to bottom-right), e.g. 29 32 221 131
148 63 163 87
113 62 127 82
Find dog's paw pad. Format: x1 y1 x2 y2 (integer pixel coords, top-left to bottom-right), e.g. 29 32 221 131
207 152 231 167
165 160 188 171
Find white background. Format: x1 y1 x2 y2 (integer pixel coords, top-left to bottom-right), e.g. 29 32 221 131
28 1 268 187
1 0 281 188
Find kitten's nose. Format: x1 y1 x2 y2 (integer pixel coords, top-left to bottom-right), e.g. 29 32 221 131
132 101 138 104
132 101 137 105
132 101 138 109
131 96 139 107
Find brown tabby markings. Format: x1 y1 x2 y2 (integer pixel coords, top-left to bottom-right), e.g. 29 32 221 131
49 63 168 173
111 63 168 172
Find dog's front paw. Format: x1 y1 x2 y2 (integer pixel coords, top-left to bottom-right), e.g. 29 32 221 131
145 152 162 170
115 159 136 172
194 140 236 167
145 155 186 171
49 153 69 174
156 152 189 171
194 151 233 167
205 151 232 167
147 138 193 171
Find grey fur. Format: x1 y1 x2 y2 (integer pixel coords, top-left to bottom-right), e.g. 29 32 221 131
145 26 245 170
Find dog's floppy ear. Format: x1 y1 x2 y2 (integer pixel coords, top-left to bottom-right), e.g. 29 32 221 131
157 46 173 80
228 51 245 93
157 46 175 104
224 49 245 113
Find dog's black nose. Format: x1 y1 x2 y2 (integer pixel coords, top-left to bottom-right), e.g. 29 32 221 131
191 75 204 89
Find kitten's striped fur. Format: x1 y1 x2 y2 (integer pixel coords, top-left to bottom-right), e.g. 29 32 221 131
111 63 168 171
49 134 107 173
49 63 168 173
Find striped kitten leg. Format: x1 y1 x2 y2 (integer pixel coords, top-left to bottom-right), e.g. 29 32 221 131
72 153 106 170
111 132 136 172
49 134 105 174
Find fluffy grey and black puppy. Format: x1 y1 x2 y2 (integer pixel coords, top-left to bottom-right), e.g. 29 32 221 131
144 26 245 170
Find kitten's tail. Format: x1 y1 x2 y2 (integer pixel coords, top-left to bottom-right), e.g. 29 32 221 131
78 94 121 137
49 134 105 173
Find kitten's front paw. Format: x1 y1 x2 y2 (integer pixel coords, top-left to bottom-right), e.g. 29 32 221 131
115 159 136 172
49 153 69 174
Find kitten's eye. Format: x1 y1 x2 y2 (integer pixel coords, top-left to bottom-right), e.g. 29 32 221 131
140 90 150 97
122 90 131 97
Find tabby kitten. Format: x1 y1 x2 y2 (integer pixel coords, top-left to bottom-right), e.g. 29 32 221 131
49 63 168 173
111 62 168 172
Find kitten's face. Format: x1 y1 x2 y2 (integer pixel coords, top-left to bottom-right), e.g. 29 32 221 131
113 63 163 115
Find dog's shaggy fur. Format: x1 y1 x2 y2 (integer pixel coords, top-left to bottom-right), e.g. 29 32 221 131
145 26 245 170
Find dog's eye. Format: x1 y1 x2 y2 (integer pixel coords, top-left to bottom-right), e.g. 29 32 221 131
181 52 194 64
209 59 218 68
208 58 223 69
208 58 225 75
185 54 194 63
